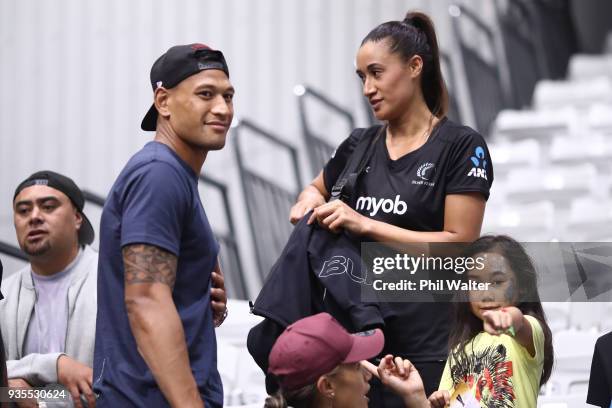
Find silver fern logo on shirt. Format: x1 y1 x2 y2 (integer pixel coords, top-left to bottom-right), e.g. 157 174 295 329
417 162 435 180
355 195 407 216
412 162 436 187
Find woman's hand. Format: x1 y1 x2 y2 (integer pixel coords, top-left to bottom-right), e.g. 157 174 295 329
289 188 326 224
428 390 450 408
362 356 428 407
308 200 370 235
289 195 325 224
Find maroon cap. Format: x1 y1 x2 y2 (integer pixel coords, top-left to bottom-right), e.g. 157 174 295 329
268 313 384 390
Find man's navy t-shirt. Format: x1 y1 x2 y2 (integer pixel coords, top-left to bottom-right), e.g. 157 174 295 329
93 141 222 407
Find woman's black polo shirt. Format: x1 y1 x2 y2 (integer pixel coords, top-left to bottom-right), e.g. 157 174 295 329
323 117 494 361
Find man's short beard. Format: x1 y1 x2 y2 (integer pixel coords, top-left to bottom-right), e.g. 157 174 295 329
23 241 52 257
185 137 226 152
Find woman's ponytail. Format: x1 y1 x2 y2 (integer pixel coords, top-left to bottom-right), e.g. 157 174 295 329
263 383 317 408
362 11 449 118
403 12 448 117
264 392 288 408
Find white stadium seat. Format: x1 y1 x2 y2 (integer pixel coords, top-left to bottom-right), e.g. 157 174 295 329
602 304 612 332
541 326 599 401
505 164 598 207
489 139 542 179
216 299 264 348
565 197 612 241
216 299 266 405
569 303 608 332
568 54 612 82
217 339 242 405
538 393 591 407
482 201 556 241
533 76 612 111
587 103 612 133
543 302 570 333
552 328 598 372
231 347 268 405
492 108 574 142
218 340 267 405
550 133 612 169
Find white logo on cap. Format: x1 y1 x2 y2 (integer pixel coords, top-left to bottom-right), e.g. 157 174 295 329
156 81 163 88
33 179 49 186
354 330 376 337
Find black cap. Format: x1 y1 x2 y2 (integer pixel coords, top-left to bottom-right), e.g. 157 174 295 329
13 170 95 245
141 43 230 131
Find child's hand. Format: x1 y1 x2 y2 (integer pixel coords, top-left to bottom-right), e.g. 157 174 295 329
428 390 450 408
482 308 516 336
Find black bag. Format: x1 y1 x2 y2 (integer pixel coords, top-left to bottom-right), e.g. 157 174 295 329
246 125 388 392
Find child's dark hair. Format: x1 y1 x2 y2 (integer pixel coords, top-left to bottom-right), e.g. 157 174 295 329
361 11 448 118
449 235 554 385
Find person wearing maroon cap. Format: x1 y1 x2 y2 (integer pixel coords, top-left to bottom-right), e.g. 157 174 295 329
93 43 233 408
266 313 431 408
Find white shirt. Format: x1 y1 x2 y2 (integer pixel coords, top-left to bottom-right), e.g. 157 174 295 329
23 249 82 355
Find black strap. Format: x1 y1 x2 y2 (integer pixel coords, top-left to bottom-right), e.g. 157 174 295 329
330 125 385 203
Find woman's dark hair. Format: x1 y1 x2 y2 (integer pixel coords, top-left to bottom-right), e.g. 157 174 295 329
448 235 554 385
263 383 317 408
361 11 448 118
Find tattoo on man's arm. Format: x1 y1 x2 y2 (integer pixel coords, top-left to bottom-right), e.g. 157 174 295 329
123 244 177 288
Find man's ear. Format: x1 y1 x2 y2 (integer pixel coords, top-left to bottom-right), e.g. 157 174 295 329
408 54 424 78
316 375 335 399
74 209 83 231
154 87 172 120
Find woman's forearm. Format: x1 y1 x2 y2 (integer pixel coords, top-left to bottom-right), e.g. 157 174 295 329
297 184 327 202
363 217 477 244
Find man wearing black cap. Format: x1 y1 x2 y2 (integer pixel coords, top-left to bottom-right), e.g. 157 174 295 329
93 43 232 408
1 170 99 408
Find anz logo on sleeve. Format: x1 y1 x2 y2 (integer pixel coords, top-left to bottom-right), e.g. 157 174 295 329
467 146 488 180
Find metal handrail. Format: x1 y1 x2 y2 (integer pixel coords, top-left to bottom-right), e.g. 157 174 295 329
236 119 303 190
82 190 106 207
454 5 495 38
531 0 577 79
296 84 356 176
496 0 546 108
440 52 462 123
198 174 247 299
0 241 27 261
233 119 303 281
450 4 508 135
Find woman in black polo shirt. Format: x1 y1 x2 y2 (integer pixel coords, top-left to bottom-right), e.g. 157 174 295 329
289 11 493 407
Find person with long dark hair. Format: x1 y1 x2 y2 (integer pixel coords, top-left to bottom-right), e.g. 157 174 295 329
429 235 554 407
290 11 493 406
